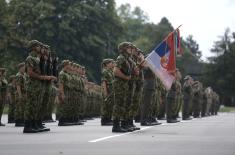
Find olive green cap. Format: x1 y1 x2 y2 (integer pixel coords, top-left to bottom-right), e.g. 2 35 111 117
17 62 25 69
118 42 133 52
27 40 42 50
61 60 70 67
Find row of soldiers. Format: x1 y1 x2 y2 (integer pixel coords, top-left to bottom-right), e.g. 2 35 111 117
57 60 102 126
0 40 102 133
100 42 221 133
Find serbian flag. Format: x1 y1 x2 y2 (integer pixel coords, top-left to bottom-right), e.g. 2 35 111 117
145 30 180 90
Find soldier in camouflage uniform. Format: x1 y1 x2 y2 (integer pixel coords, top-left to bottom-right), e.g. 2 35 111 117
173 69 182 120
58 60 79 126
8 75 17 124
205 87 213 116
129 47 146 129
0 68 8 126
101 59 115 125
182 75 193 120
112 42 132 133
192 81 203 118
15 63 26 126
166 70 180 123
24 40 56 133
141 66 161 126
157 79 167 120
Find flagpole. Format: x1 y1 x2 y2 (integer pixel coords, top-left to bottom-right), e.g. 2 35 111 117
151 25 183 51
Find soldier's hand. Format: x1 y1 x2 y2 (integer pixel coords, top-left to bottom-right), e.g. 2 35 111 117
50 76 57 81
125 76 131 81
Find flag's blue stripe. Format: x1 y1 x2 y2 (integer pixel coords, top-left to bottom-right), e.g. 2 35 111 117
154 41 170 57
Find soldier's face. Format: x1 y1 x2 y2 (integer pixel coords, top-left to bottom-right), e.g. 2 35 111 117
35 45 41 52
20 66 25 73
126 47 132 55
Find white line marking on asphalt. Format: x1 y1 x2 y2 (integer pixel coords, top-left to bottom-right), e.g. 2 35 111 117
89 127 152 143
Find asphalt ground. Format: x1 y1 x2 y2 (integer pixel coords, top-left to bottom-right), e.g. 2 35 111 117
0 113 235 155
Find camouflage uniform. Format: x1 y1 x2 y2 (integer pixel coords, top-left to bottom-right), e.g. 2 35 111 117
140 67 156 125
157 80 167 120
112 42 132 132
101 60 114 124
182 77 193 120
58 69 72 124
15 72 26 125
173 79 182 119
166 80 179 123
130 56 144 122
192 81 201 118
24 49 44 129
8 76 17 123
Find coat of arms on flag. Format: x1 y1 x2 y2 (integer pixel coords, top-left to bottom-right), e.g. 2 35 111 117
145 27 181 90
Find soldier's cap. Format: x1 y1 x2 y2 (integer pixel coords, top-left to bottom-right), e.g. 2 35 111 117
184 75 191 80
81 66 85 69
75 64 81 68
61 60 70 67
102 59 114 65
193 81 199 86
118 42 133 51
42 44 50 49
17 62 25 69
27 40 43 50
136 48 144 54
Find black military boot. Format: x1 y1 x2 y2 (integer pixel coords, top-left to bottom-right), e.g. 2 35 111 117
15 120 24 127
74 117 84 125
101 117 113 126
23 121 38 133
134 115 140 123
121 120 134 132
167 119 178 123
58 118 73 126
112 120 127 133
149 117 162 126
129 119 140 130
8 117 15 123
37 120 50 132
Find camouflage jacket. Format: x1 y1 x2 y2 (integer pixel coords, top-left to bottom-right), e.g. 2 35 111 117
101 68 114 94
16 72 26 95
115 53 131 78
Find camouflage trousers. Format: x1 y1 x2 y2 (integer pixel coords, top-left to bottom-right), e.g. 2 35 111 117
112 79 128 120
157 94 166 119
140 89 154 122
57 88 74 119
131 84 143 118
192 94 202 117
174 93 183 117
166 92 177 120
8 98 16 121
15 96 26 121
151 90 159 119
25 87 44 121
124 81 134 120
101 93 114 119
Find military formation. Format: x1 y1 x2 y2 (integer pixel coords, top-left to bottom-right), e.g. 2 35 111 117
101 42 221 133
0 40 220 134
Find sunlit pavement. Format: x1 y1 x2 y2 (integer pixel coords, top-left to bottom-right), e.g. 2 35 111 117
0 113 235 155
